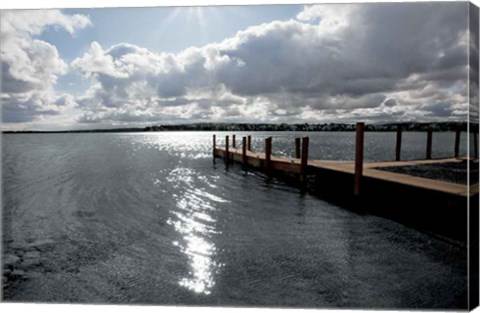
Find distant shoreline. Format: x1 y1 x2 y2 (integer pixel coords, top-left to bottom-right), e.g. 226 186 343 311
1 122 475 134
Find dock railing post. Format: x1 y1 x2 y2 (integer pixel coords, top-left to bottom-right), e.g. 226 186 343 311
426 128 433 160
354 122 365 196
232 134 236 149
295 138 301 159
395 125 402 161
225 135 229 162
247 135 252 151
454 129 461 158
213 134 216 157
265 137 272 172
242 136 247 165
300 137 309 182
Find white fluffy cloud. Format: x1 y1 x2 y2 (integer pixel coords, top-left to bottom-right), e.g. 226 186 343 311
69 2 471 126
2 3 473 127
1 10 91 123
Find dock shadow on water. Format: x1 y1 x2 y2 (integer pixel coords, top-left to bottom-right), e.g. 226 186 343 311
2 132 468 309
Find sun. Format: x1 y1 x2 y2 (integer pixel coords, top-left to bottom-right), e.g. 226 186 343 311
148 5 226 52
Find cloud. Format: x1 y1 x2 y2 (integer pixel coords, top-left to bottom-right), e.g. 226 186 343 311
1 10 91 38
1 9 91 123
1 91 60 123
3 3 470 128
69 2 470 126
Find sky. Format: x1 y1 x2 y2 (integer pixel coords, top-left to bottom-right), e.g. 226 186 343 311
0 1 476 130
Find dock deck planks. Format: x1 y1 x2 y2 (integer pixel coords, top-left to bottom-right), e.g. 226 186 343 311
215 147 477 197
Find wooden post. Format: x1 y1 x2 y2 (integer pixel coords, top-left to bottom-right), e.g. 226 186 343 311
354 122 365 196
395 125 402 161
247 135 252 151
213 134 216 156
265 137 272 171
300 137 309 182
295 138 301 159
225 135 229 162
454 129 461 158
232 134 236 149
426 128 433 160
242 136 247 164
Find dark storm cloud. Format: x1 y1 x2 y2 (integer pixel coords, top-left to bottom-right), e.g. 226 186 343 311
421 102 455 117
383 98 397 107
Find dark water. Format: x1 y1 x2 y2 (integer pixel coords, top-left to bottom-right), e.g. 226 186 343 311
2 132 468 308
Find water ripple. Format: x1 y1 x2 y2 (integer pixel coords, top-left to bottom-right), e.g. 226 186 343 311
164 166 228 295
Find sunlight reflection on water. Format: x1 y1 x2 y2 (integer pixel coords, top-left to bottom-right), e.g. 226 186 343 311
2 132 469 306
138 133 227 295
166 166 227 295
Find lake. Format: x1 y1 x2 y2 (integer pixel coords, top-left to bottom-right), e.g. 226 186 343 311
1 131 469 308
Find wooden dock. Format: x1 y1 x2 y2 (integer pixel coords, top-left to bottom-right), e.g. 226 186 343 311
213 123 480 243
213 124 478 198
216 146 477 195
213 123 479 241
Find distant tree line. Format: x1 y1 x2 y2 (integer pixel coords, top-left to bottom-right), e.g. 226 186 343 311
144 122 473 132
4 121 477 133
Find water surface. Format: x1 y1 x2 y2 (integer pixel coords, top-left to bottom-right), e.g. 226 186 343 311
2 132 468 308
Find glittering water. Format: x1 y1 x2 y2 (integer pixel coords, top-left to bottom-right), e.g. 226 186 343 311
2 132 468 308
